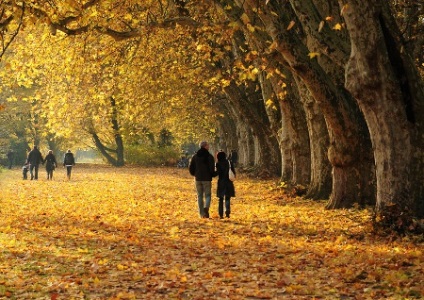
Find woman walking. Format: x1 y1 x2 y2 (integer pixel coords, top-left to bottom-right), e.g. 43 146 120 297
215 151 235 219
44 150 58 180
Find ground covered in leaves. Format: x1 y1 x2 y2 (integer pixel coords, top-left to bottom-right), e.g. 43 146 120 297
0 165 423 299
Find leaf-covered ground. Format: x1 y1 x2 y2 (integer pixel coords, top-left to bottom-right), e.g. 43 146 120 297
0 165 423 299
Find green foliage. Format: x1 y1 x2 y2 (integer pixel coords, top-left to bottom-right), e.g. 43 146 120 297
8 140 29 166
158 128 173 148
125 144 180 167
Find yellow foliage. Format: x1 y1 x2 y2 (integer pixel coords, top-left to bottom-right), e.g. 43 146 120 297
246 23 255 32
240 13 250 25
333 23 343 31
265 99 277 110
308 52 320 59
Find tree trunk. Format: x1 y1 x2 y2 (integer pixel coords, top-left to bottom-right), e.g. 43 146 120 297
90 97 125 167
257 1 373 207
217 95 258 168
294 78 332 199
92 132 118 166
216 0 374 205
223 80 281 176
110 97 124 167
272 74 311 185
341 0 424 217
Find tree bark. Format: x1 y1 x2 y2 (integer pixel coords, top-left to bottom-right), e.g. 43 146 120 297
223 80 281 175
215 0 374 205
90 97 125 167
110 97 124 166
341 0 424 217
251 0 373 207
294 78 332 199
270 73 312 185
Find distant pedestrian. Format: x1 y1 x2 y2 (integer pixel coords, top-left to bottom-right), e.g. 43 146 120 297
44 150 58 180
215 151 235 219
189 141 216 218
63 149 76 180
228 149 238 167
7 150 14 169
26 145 44 180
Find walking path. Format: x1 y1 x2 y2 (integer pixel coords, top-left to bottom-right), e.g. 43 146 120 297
0 165 423 299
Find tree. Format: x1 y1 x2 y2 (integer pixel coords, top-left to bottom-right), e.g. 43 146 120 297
0 2 219 165
341 0 424 220
0 0 422 229
212 0 423 223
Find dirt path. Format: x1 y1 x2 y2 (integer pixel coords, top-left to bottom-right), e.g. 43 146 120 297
0 165 423 299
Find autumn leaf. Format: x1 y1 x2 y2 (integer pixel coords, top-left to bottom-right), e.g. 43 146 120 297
333 23 343 30
287 20 295 31
308 52 320 59
240 13 250 24
318 20 325 32
246 23 256 32
341 4 349 16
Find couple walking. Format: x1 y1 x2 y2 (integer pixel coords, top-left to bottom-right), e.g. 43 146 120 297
189 141 236 219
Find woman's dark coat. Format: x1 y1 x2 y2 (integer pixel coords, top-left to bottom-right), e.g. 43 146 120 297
216 159 235 198
44 153 57 171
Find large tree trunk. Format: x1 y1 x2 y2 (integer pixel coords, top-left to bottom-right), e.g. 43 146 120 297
90 97 125 167
271 73 311 185
341 0 424 218
294 78 332 199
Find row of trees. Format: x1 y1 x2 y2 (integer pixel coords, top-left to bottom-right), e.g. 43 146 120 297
0 1 423 227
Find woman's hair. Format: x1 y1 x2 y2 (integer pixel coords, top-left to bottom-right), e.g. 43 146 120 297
48 150 53 154
217 151 226 161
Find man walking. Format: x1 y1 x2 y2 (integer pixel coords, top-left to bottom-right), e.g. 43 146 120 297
63 149 76 180
189 141 216 218
27 145 44 180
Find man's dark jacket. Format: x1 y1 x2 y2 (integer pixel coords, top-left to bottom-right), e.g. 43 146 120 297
27 148 44 166
189 148 216 181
